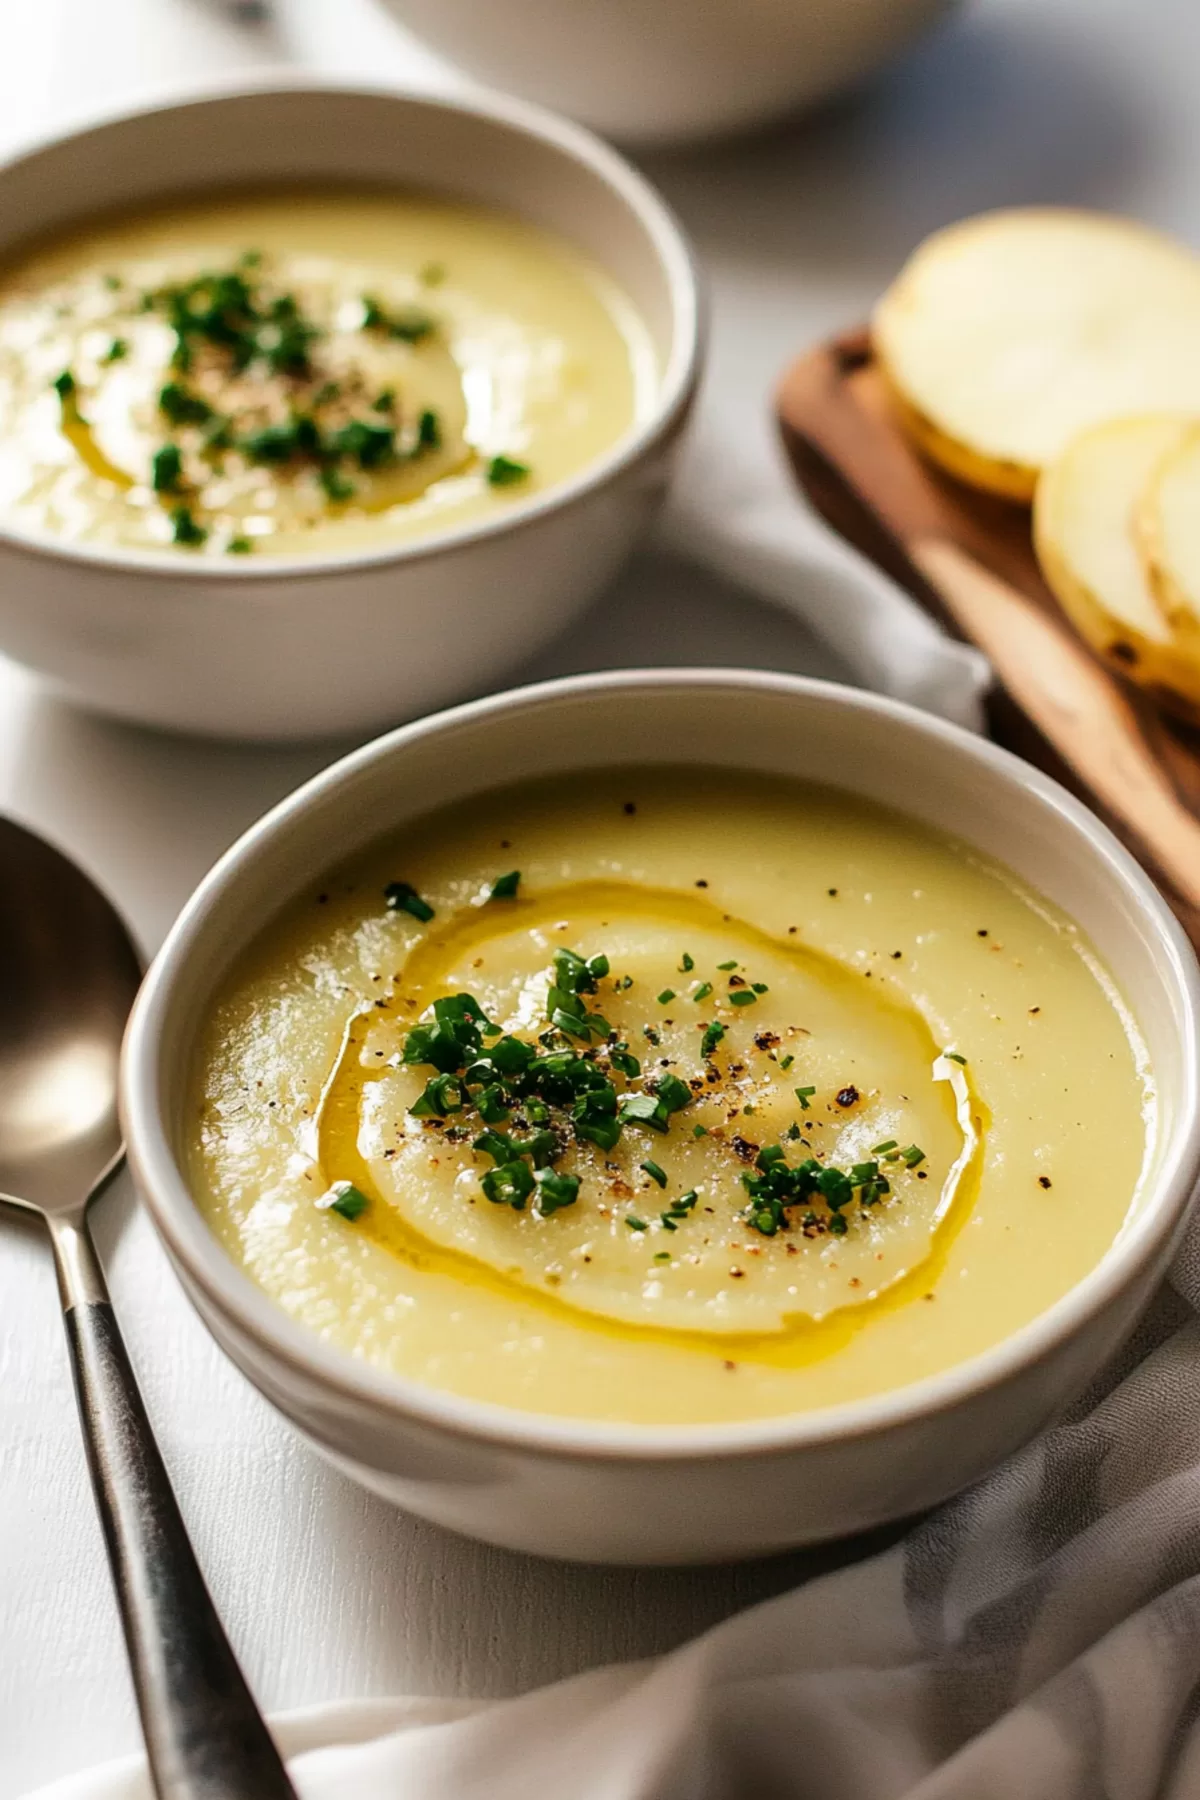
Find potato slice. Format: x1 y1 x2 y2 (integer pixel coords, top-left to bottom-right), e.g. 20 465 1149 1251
1033 415 1200 719
1139 425 1200 640
874 210 1200 500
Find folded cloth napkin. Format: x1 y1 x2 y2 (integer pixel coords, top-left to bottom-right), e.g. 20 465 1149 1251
23 1285 1200 1800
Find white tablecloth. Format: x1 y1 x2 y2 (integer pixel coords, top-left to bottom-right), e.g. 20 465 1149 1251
3 0 1200 1792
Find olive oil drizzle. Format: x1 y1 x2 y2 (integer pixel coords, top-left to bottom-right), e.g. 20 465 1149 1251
313 881 989 1370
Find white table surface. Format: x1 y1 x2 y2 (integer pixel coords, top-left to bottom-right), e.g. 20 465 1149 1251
3 0 1200 1791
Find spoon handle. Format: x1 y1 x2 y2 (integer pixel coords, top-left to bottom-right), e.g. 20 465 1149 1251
50 1214 298 1800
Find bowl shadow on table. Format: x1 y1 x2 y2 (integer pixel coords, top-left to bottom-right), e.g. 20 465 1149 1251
636 1 1152 285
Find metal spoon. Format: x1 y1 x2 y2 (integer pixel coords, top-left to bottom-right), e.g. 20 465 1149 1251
0 817 297 1800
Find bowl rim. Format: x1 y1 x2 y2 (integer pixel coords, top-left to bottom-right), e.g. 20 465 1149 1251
0 72 703 586
121 667 1200 1462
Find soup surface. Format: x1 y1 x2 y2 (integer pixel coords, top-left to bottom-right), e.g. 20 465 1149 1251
189 771 1153 1425
0 189 654 558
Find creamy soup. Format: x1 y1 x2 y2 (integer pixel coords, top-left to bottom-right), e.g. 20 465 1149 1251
189 771 1153 1426
0 190 654 557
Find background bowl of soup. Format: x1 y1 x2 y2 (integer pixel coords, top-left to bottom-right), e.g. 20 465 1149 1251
0 83 700 740
121 669 1200 1563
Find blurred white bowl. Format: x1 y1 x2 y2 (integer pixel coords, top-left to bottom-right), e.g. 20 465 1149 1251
0 82 700 741
378 0 960 145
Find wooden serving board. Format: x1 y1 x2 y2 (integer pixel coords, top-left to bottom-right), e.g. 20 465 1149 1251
775 327 1200 950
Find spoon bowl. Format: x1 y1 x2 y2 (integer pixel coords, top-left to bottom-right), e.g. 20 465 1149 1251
0 819 139 1213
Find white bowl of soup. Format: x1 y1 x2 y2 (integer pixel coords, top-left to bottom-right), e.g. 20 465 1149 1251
121 670 1200 1563
0 84 699 739
373 0 960 145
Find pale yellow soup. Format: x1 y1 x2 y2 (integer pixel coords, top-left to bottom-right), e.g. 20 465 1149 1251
0 189 654 558
189 771 1153 1426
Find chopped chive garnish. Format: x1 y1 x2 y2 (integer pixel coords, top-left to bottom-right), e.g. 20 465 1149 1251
158 381 213 425
384 881 435 922
416 407 440 450
679 952 694 972
487 454 531 487
717 959 738 971
535 1169 580 1215
320 466 356 503
794 1085 816 1109
872 1139 899 1155
481 1160 534 1209
693 1124 708 1138
625 1216 648 1231
489 870 521 900
319 1180 368 1221
692 982 713 1001
902 1144 926 1167
751 983 769 995
53 369 76 401
945 1051 967 1065
170 505 207 547
657 988 676 1005
152 443 184 494
780 1054 794 1071
730 990 757 1006
227 535 253 554
700 1021 725 1058
101 337 128 364
609 1048 641 1079
641 1160 668 1188
654 1250 671 1262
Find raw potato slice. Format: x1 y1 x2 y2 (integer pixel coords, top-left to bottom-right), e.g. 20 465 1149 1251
324 892 975 1337
1139 426 1200 638
1033 415 1200 719
874 210 1200 500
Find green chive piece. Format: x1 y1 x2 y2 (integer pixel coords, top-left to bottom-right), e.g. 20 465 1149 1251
535 1169 580 1215
319 1180 368 1221
692 982 713 1002
679 952 694 972
902 1144 926 1167
152 443 184 494
872 1139 899 1155
101 337 128 365
945 1051 967 1065
158 381 213 425
170 505 206 547
780 1054 794 1071
489 870 521 900
717 959 738 971
657 988 676 1005
481 1160 534 1209
640 1160 668 1188
693 1124 708 1138
320 465 356 503
654 1250 671 1262
795 1085 816 1109
416 407 440 450
730 990 757 1006
700 1021 725 1058
751 983 769 995
625 1216 648 1231
53 369 76 401
227 534 253 554
384 881 435 922
487 454 531 487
